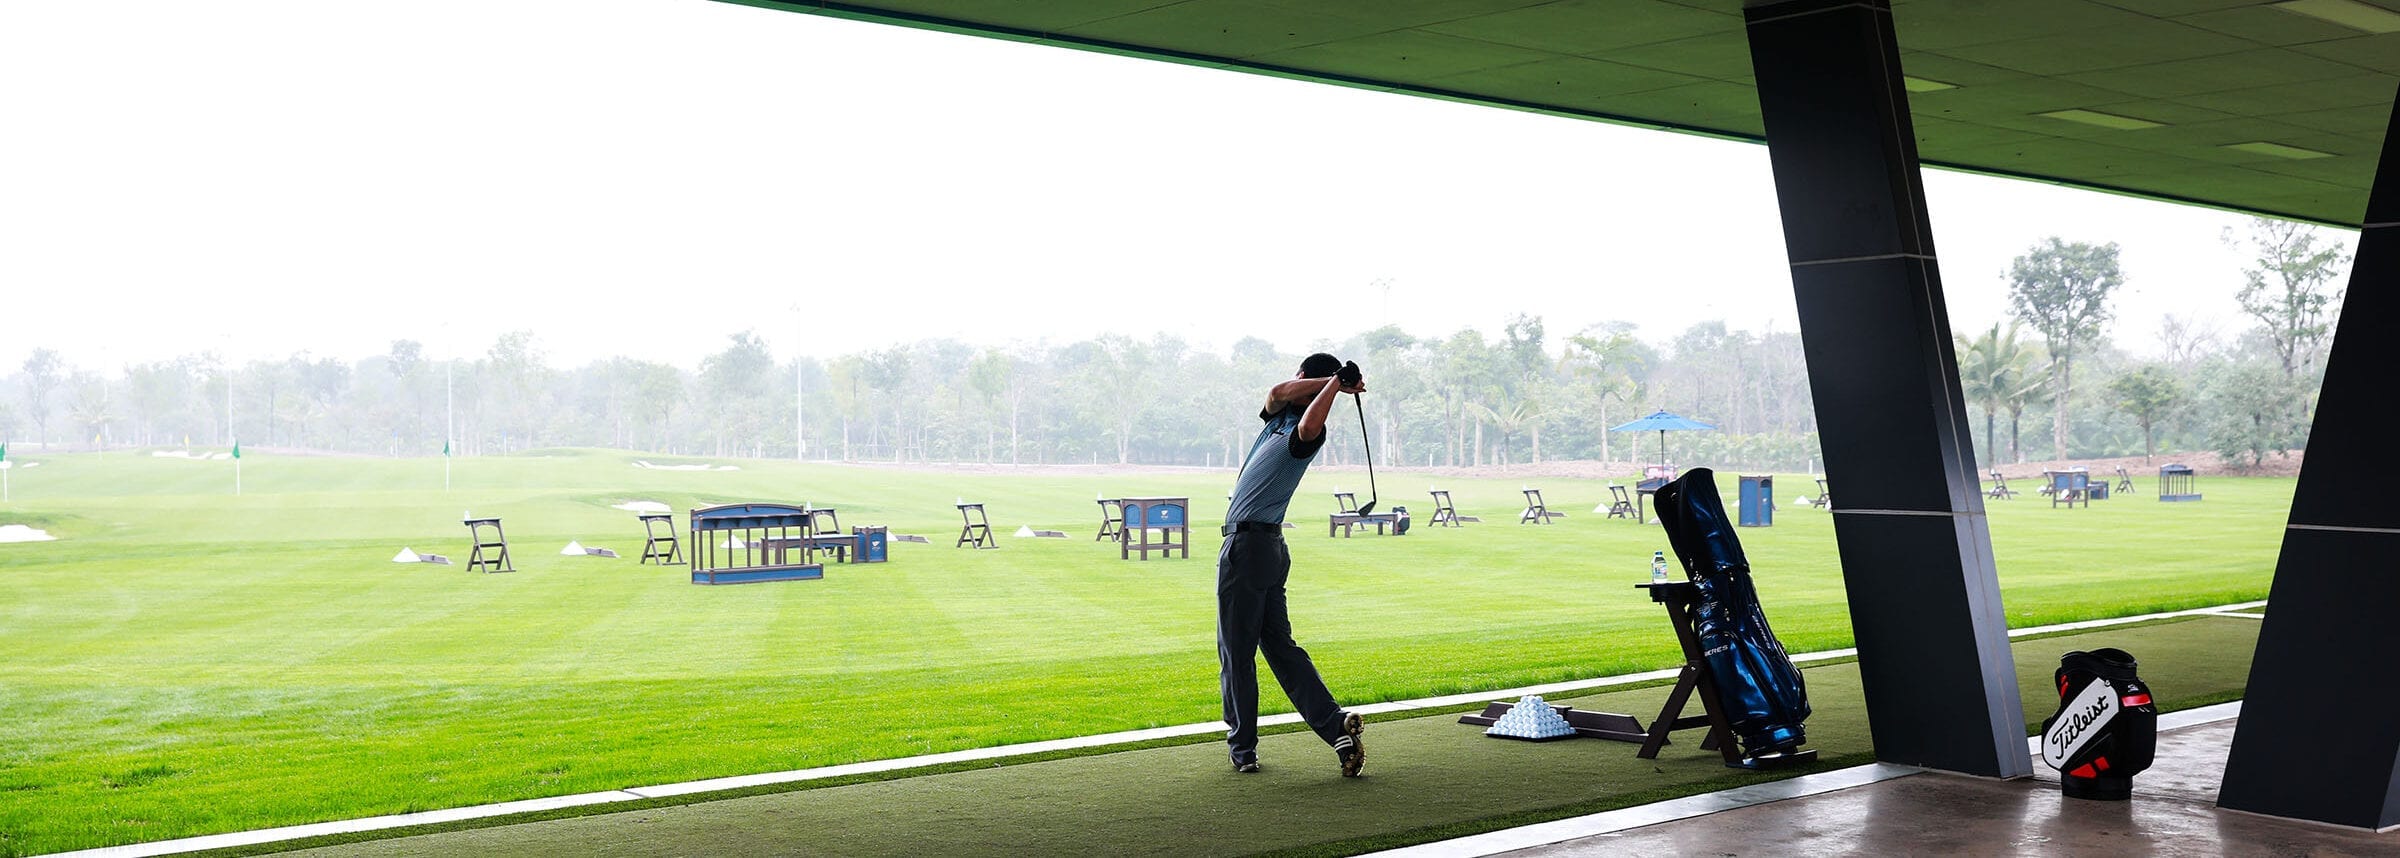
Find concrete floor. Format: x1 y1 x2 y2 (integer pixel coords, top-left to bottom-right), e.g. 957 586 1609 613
1489 719 2389 857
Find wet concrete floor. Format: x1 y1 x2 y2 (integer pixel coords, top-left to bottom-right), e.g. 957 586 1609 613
1501 720 2389 857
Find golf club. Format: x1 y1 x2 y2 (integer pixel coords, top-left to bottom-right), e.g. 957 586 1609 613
1352 392 1378 516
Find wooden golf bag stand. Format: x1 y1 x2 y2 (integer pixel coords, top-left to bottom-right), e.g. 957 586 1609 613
1635 580 1738 765
1635 578 1816 769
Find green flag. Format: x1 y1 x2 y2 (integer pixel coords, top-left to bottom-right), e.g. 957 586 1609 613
1 442 8 463
232 440 241 460
443 439 451 457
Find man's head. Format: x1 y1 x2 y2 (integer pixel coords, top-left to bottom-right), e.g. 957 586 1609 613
1298 353 1342 380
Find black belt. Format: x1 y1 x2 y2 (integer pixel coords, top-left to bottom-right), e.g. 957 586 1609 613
1222 521 1283 537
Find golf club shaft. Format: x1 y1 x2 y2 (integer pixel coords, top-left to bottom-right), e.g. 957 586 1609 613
1353 393 1377 512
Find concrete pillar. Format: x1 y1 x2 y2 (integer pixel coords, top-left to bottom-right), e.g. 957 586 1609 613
1743 0 2030 778
2218 82 2400 830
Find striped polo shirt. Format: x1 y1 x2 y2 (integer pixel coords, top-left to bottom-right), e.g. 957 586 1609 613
1226 404 1326 525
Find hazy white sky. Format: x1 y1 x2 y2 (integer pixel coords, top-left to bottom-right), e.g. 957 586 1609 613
0 0 2352 373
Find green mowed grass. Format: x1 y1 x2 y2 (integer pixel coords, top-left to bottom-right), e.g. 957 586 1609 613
0 450 2286 854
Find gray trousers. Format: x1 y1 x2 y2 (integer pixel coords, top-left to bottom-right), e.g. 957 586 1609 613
1217 530 1346 763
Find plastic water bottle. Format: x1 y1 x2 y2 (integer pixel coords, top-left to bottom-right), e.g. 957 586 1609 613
1651 550 1671 584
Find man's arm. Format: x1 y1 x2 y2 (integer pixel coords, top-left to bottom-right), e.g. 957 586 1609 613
1293 375 1364 442
1260 376 1333 420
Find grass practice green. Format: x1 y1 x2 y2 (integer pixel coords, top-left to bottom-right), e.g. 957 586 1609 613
268 616 2261 858
0 450 2287 854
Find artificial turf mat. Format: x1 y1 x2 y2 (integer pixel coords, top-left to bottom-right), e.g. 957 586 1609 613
268 615 2257 857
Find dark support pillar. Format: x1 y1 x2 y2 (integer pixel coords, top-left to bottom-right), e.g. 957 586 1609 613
1744 0 2029 778
2219 84 2400 830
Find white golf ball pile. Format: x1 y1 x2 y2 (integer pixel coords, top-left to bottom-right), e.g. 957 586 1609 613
1485 695 1578 739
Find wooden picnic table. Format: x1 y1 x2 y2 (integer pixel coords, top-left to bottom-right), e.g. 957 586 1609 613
1327 512 1404 537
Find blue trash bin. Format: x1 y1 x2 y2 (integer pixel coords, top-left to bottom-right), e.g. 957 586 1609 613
853 526 889 563
1738 475 1774 527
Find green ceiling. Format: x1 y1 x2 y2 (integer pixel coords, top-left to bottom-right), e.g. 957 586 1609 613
724 0 2397 226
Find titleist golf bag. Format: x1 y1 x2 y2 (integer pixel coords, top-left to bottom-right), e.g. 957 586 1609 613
2040 648 2156 800
1654 468 1810 757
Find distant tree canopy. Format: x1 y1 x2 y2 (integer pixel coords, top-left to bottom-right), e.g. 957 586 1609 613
2009 237 2123 462
20 349 61 446
2106 364 2183 463
2 217 2352 473
0 319 1826 470
2231 218 2349 382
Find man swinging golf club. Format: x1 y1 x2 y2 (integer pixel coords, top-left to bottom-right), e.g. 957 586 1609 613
1218 352 1368 776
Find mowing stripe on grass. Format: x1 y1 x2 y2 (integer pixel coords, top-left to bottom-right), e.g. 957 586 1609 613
54 602 2264 858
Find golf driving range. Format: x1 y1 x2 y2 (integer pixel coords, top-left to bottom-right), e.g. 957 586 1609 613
0 449 2288 854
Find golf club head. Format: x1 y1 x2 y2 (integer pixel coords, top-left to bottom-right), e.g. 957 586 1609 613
1357 500 1377 516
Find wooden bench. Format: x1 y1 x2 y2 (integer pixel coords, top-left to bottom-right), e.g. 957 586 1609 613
1330 491 1404 537
1329 512 1405 537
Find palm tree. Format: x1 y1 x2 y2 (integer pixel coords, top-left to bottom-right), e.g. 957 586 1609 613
2003 364 2052 465
1473 399 1541 465
1955 323 2042 468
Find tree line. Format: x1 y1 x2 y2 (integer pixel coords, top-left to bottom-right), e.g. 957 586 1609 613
1964 218 2348 470
1 219 2349 473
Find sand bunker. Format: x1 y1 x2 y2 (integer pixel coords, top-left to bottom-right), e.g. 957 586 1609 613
150 450 231 460
611 500 672 513
0 525 58 543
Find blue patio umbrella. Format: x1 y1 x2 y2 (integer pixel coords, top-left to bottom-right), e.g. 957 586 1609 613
1609 410 1717 465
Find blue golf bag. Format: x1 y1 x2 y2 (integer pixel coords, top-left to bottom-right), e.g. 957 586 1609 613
1654 468 1811 757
